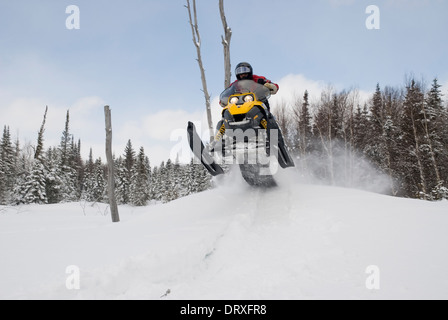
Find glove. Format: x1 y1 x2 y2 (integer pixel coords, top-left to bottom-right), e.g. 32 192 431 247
264 82 278 94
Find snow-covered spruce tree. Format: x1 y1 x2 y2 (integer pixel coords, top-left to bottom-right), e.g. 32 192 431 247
91 158 106 203
114 157 129 205
297 91 313 163
123 140 136 175
58 111 79 202
16 157 48 205
0 153 4 205
45 147 64 204
16 107 51 205
80 148 95 202
362 84 401 195
424 79 447 199
115 141 136 204
0 126 16 204
401 79 429 199
185 158 211 195
81 154 106 203
11 140 29 205
352 104 370 154
129 147 151 206
154 161 168 202
71 138 84 199
150 165 162 202
380 86 404 196
175 156 190 199
197 162 212 192
365 84 386 168
162 159 178 203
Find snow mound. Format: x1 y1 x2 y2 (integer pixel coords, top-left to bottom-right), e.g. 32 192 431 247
1 179 448 300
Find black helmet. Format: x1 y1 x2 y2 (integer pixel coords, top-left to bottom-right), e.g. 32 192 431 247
235 62 253 80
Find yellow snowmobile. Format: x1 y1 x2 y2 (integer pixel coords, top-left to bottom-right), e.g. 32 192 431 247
187 79 294 187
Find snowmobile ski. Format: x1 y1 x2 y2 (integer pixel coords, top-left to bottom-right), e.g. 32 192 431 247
187 121 225 176
266 116 295 169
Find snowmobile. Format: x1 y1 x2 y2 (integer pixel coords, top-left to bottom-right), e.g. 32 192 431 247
187 79 294 187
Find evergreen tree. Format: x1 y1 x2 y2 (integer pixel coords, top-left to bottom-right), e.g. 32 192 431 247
34 106 48 160
174 155 189 198
16 159 48 205
424 78 447 199
299 91 313 154
292 90 313 174
0 154 4 205
12 139 28 205
58 111 78 202
162 159 176 202
45 147 64 204
115 157 129 204
381 87 403 195
124 140 136 173
150 165 162 202
92 158 106 202
129 147 151 206
116 141 136 204
81 151 95 202
401 79 428 198
0 126 16 204
185 159 199 195
352 104 370 151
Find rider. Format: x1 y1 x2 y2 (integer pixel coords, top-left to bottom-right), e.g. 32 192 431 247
232 62 279 110
210 62 282 152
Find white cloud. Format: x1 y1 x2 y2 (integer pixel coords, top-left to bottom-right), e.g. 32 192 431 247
115 109 205 165
271 74 327 107
142 109 201 141
270 73 372 112
1 95 106 158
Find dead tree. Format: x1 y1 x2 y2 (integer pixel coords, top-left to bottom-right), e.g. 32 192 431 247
104 105 120 223
219 0 232 88
185 0 213 141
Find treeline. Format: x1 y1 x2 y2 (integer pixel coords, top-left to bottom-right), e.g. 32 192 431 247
2 77 447 205
0 110 211 206
274 77 448 200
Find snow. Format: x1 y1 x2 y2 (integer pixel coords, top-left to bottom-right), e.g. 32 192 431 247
1 170 448 300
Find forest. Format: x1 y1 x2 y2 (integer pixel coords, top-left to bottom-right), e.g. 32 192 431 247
273 77 448 200
0 109 211 206
1 77 447 206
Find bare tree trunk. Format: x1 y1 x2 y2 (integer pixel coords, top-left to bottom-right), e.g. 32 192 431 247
219 0 232 89
104 105 120 223
185 0 213 142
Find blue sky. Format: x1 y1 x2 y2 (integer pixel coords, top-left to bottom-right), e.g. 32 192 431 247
1 0 447 165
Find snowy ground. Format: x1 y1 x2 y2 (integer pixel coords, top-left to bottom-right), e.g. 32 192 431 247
1 169 448 300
